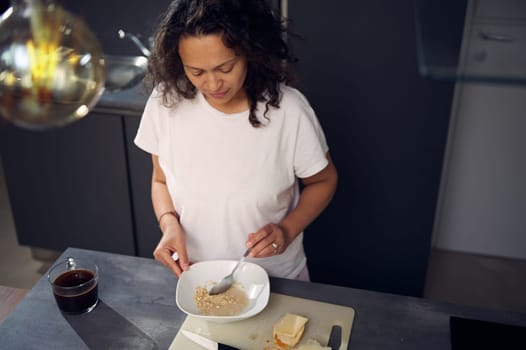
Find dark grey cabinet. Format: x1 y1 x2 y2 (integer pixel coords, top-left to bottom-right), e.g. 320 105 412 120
287 0 455 296
0 114 136 255
124 117 159 258
0 112 161 258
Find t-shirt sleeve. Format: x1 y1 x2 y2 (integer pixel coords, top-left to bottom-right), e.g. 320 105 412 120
134 89 162 156
293 93 330 179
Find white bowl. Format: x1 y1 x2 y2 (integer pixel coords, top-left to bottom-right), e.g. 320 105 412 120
175 260 270 323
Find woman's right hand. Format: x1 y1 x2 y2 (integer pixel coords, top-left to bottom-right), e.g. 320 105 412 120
153 216 189 278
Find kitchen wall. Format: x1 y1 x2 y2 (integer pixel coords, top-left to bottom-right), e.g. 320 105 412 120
431 0 526 260
433 84 526 260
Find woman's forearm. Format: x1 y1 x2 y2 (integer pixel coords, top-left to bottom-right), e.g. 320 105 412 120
151 155 180 231
280 154 338 244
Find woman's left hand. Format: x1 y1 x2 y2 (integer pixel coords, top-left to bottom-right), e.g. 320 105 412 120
246 223 289 258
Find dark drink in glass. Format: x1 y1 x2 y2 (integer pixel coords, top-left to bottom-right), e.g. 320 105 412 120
48 258 99 314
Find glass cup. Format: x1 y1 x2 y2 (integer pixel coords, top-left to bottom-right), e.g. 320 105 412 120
47 257 99 314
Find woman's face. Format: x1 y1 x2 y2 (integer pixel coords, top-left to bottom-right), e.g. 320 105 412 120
178 33 248 113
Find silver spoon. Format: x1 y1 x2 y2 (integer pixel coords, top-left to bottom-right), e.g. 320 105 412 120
208 249 250 295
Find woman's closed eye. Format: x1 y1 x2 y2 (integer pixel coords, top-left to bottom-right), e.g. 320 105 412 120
187 66 232 76
217 64 235 73
189 69 204 77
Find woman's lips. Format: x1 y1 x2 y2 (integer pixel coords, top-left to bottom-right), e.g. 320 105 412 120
208 90 228 99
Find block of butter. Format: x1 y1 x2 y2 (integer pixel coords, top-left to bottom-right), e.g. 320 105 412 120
273 313 309 349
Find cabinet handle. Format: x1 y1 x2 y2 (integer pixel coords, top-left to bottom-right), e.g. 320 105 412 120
479 31 514 42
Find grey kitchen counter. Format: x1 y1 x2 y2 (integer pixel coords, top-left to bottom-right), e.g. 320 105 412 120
0 247 525 349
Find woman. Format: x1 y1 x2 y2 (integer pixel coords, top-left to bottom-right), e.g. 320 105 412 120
134 0 337 281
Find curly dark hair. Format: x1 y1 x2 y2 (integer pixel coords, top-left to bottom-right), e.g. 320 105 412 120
146 0 297 127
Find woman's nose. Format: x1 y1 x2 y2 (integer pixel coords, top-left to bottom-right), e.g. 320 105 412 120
205 73 222 91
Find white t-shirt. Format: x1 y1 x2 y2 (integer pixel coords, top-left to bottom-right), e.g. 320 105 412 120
134 85 329 278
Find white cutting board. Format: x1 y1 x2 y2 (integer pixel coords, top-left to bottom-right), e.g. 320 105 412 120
169 293 355 350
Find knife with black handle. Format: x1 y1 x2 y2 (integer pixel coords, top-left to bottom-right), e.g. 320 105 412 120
182 330 240 350
327 324 342 349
